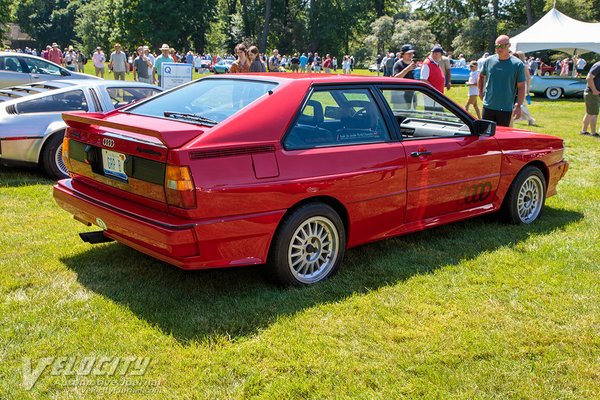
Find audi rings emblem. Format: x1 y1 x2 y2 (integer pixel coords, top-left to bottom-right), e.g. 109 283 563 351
102 138 115 148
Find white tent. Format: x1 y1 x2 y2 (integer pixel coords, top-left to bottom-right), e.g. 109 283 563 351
510 8 600 55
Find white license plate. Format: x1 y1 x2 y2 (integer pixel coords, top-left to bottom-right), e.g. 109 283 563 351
102 149 128 181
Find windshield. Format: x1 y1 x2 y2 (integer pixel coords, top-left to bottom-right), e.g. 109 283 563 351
127 78 277 124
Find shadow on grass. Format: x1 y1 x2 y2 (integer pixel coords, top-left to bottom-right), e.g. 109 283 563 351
531 95 583 104
61 206 582 343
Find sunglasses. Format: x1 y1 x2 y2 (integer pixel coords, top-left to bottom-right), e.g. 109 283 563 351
495 43 509 49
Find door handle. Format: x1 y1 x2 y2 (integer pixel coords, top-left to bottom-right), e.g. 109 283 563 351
410 151 432 157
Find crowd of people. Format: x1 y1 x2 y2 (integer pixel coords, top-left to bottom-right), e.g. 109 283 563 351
4 38 599 135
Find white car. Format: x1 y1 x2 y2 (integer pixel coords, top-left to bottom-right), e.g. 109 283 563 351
0 80 161 179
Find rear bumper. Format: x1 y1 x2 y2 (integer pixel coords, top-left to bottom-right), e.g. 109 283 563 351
53 179 284 269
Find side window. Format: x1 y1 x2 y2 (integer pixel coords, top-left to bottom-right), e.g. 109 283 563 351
380 89 470 139
285 88 390 150
106 87 160 108
0 56 25 73
17 90 88 114
22 57 62 76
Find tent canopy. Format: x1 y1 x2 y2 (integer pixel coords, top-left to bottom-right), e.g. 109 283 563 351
510 8 600 55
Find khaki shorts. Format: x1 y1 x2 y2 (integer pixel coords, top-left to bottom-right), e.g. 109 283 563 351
584 91 600 116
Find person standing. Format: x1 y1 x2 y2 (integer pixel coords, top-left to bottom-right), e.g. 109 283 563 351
109 43 128 80
299 53 308 72
268 49 280 72
289 53 300 72
48 43 63 65
420 45 446 93
92 47 106 78
332 57 338 72
576 56 586 78
477 35 526 127
322 54 332 74
477 52 489 71
455 54 466 68
439 53 452 91
63 47 77 71
342 55 351 75
133 46 153 84
154 44 174 86
393 44 416 79
76 50 86 73
465 61 481 119
230 44 250 73
143 46 155 83
513 51 535 126
581 60 600 136
249 46 266 72
313 52 322 73
307 52 314 73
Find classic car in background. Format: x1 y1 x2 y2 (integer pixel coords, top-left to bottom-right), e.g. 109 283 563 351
0 52 99 89
529 75 586 100
412 66 471 84
212 59 235 74
0 80 161 179
54 74 568 286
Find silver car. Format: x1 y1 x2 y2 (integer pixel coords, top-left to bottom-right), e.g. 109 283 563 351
530 75 587 100
0 51 100 89
0 80 161 179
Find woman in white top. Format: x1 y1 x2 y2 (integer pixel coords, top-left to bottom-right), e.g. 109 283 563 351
464 61 481 119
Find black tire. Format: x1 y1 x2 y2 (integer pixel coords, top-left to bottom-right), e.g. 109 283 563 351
267 203 346 286
40 132 69 180
502 166 546 225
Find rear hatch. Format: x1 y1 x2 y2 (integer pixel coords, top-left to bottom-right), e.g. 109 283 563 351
62 111 203 211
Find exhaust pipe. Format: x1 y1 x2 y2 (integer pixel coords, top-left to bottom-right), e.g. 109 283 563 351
79 231 114 244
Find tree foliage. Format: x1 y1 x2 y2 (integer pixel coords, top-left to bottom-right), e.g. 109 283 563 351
3 0 600 63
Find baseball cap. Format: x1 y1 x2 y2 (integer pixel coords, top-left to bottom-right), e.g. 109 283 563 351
431 44 444 54
401 44 415 53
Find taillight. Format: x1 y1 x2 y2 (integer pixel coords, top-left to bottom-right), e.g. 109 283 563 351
62 137 71 172
165 165 196 209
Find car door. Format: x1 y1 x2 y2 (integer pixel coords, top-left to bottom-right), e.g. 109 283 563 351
0 55 31 88
278 85 407 246
378 86 502 223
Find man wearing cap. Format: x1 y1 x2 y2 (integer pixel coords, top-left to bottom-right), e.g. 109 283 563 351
109 43 128 80
154 44 174 87
477 34 526 127
92 47 106 78
393 44 417 79
48 43 63 65
420 45 446 93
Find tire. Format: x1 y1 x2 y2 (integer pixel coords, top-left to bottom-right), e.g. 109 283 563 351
545 87 562 100
267 203 346 286
40 132 69 180
502 166 546 225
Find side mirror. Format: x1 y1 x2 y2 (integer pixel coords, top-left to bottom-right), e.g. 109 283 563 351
472 119 496 136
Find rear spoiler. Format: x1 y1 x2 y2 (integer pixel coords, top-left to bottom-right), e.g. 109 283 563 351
62 112 202 148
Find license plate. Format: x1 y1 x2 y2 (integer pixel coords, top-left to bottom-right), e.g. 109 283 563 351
102 149 128 181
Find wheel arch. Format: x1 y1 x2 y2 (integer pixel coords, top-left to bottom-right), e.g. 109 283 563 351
37 128 66 165
267 195 350 261
501 160 549 209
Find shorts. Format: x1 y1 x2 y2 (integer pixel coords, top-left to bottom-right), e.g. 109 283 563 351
138 76 153 84
577 68 584 73
95 66 104 74
584 91 600 115
290 64 299 72
482 107 513 127
314 65 321 72
113 71 125 80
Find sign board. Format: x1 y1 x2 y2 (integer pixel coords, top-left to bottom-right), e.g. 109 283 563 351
161 62 193 90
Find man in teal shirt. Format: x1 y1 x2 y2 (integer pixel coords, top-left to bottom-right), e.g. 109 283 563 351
477 35 526 126
154 44 174 87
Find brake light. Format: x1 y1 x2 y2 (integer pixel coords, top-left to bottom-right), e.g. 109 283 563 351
165 165 196 209
62 137 71 172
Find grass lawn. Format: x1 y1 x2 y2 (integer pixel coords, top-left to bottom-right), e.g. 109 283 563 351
1 74 599 399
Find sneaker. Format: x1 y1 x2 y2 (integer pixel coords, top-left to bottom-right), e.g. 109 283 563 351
528 120 535 126
580 131 591 135
593 133 600 137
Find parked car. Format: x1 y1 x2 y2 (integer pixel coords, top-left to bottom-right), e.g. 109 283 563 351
540 62 554 76
368 64 383 72
0 80 161 179
212 59 235 74
54 74 568 286
529 75 586 100
412 67 470 84
0 52 99 89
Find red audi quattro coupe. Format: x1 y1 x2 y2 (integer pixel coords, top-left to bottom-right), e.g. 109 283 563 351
53 74 568 286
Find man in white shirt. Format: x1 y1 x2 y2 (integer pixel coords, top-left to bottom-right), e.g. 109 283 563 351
92 47 106 78
576 57 587 78
143 46 155 84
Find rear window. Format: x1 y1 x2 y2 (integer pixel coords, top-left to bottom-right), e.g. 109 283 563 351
16 90 88 114
127 78 277 124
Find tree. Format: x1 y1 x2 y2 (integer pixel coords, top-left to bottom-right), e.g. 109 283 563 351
0 0 11 43
365 16 394 55
391 19 437 58
12 0 78 47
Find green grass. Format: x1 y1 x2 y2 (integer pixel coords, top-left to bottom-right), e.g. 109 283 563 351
1 81 599 399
